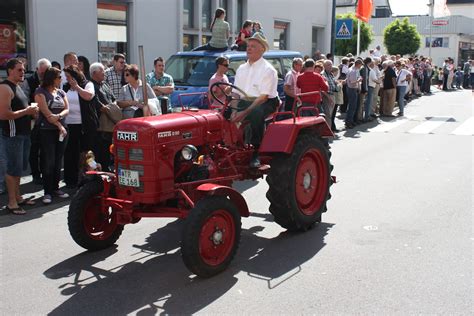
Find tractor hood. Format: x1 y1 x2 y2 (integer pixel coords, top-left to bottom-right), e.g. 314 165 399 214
114 109 225 145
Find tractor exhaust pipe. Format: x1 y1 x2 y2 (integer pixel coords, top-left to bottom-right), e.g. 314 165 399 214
138 45 148 112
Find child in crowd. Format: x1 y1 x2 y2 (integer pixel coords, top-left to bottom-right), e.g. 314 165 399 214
233 20 253 51
252 21 264 36
78 151 102 184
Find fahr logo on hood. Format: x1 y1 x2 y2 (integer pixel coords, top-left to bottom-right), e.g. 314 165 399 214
117 131 138 142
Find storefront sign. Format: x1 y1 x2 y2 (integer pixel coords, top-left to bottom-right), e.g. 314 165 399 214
432 19 449 26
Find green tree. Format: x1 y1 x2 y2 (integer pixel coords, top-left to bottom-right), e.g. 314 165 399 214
335 13 373 56
383 17 421 56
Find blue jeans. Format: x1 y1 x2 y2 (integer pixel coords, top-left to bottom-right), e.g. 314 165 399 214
0 136 6 191
3 134 30 177
364 86 374 120
397 86 407 114
345 87 358 124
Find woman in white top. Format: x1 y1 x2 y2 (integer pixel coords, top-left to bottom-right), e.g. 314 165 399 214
63 65 95 188
118 64 158 118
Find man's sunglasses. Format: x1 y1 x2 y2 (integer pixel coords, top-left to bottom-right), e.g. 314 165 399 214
220 63 229 67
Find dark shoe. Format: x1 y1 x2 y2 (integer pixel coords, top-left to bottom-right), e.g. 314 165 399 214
397 112 404 116
345 123 354 129
249 157 261 168
54 190 69 198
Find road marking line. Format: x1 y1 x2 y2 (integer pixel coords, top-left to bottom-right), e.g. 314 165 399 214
408 116 451 134
451 117 474 136
369 115 416 132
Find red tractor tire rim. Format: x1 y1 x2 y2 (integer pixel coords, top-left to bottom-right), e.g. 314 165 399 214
199 209 236 266
295 148 328 216
83 197 118 240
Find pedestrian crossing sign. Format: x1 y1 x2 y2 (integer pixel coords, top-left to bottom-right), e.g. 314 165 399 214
336 19 353 40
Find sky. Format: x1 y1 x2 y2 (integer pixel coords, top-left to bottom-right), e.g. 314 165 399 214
388 0 431 16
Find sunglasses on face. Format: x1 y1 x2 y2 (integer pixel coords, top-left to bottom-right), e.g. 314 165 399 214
125 73 130 77
220 64 229 67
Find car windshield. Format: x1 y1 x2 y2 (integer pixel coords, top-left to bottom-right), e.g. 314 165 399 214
166 55 218 86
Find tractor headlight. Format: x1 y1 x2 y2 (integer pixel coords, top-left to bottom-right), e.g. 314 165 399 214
181 145 198 161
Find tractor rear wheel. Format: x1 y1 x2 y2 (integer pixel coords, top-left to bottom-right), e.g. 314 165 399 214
266 133 332 231
181 196 241 278
68 179 124 251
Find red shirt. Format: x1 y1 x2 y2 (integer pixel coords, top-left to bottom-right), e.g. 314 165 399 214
296 72 329 105
236 28 251 45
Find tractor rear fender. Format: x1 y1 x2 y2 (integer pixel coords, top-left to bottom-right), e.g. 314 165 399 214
259 116 333 154
196 183 250 217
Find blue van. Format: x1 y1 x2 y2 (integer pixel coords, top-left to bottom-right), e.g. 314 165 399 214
165 50 302 110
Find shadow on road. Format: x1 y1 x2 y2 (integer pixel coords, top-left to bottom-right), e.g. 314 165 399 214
44 219 333 315
0 198 71 228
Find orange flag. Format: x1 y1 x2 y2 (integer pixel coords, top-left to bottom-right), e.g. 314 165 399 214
355 0 373 23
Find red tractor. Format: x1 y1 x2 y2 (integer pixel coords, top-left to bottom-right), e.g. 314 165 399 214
68 82 334 278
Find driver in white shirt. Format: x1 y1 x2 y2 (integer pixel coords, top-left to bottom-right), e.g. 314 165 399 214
231 33 279 167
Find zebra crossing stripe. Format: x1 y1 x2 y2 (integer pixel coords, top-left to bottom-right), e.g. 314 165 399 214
408 116 451 134
369 115 416 133
451 117 474 135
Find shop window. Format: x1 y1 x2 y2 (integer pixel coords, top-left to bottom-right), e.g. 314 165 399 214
218 0 229 12
202 0 212 31
425 37 449 48
274 21 289 50
97 3 128 67
183 34 197 51
237 0 244 29
183 0 194 29
202 35 211 45
0 0 27 71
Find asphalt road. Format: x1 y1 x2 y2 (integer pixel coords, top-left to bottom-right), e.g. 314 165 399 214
0 89 472 315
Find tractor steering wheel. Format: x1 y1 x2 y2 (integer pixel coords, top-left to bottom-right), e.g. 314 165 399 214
209 82 251 108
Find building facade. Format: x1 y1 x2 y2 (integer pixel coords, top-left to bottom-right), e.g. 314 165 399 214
0 0 333 76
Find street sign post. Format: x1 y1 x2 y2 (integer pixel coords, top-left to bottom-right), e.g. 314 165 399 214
335 19 353 40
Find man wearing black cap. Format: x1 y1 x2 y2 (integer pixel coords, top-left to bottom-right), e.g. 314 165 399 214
231 33 279 168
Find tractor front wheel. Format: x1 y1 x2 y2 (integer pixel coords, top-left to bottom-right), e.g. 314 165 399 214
181 196 241 278
68 179 124 251
266 133 332 231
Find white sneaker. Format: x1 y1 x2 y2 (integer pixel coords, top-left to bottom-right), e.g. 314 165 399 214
54 190 69 198
42 194 52 204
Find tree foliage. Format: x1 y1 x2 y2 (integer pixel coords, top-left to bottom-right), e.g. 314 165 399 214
383 17 421 56
335 13 373 56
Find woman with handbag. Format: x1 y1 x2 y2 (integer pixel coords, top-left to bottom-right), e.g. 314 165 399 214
117 64 158 118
